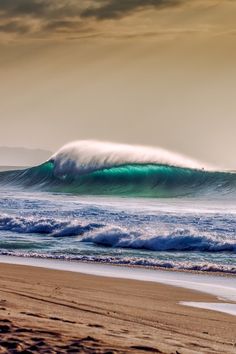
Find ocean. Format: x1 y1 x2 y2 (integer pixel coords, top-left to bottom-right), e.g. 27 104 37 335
0 141 235 275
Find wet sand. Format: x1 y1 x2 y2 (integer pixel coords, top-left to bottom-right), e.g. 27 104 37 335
0 263 235 353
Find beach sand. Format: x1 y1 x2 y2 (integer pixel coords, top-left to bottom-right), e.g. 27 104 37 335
0 263 235 353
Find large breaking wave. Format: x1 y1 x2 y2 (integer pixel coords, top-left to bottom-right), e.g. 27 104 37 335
0 140 236 198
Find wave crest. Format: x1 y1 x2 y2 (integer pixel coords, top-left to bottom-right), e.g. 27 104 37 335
51 140 207 177
81 227 236 252
0 215 103 237
0 215 235 253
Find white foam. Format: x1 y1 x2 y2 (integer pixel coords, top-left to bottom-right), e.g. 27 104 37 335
81 226 236 252
51 140 209 177
0 214 101 236
0 214 235 252
0 251 235 274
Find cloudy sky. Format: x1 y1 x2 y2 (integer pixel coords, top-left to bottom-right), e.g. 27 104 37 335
0 0 236 169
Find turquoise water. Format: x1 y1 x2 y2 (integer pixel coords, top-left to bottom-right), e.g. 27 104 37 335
1 161 236 197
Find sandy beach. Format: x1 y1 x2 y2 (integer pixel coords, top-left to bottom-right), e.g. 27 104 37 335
0 263 235 353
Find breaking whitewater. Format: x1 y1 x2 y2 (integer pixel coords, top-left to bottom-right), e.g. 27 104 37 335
0 141 235 274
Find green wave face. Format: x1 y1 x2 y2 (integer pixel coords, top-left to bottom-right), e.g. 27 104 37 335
1 161 236 198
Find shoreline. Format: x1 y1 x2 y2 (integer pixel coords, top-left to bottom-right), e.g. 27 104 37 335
0 262 235 353
0 253 235 277
0 255 236 303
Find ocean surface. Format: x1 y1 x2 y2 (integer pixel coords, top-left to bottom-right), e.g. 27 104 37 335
0 141 235 275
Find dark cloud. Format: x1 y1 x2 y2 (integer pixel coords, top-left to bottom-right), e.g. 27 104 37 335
0 0 180 19
43 19 92 35
44 20 79 31
0 0 81 19
81 0 181 20
0 0 182 37
0 0 49 17
0 21 30 34
0 0 83 36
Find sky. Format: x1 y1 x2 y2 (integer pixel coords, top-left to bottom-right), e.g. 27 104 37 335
0 0 236 169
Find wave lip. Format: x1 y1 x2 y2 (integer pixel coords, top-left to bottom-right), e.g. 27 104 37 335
81 227 236 253
51 140 207 177
0 215 103 237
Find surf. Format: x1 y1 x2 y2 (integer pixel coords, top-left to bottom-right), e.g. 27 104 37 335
0 140 236 198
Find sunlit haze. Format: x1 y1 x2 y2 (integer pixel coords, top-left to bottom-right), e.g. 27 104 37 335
0 0 236 169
